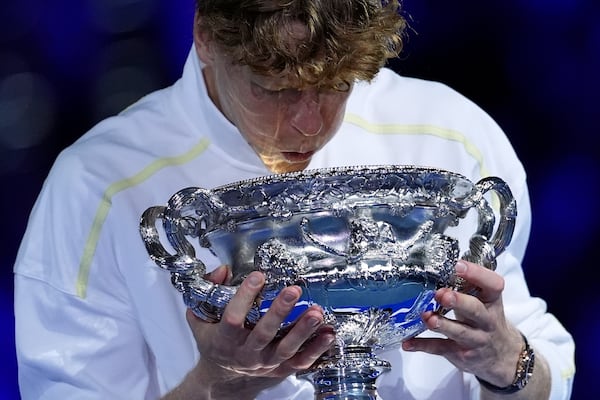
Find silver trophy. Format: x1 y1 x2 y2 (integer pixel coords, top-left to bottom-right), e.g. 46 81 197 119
139 165 516 399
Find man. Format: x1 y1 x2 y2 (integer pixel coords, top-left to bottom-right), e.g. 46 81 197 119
14 1 574 399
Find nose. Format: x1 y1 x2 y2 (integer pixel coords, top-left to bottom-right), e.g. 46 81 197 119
290 93 324 137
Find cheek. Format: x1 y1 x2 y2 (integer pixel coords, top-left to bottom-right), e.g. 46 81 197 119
321 98 349 132
221 88 278 131
234 107 287 148
237 108 283 137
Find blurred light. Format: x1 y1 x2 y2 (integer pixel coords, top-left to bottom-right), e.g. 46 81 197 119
34 3 96 83
92 39 162 120
91 0 158 34
527 155 599 275
0 69 56 150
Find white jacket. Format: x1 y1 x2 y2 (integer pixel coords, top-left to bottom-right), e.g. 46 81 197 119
14 48 575 399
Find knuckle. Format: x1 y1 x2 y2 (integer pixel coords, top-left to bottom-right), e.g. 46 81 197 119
270 300 295 318
291 358 315 371
237 285 260 303
492 275 505 293
277 348 297 360
220 313 242 327
252 331 275 347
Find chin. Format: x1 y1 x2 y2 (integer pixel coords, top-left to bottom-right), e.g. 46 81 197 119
259 155 310 174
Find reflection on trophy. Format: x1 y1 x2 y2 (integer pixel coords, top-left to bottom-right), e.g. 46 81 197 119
139 165 516 400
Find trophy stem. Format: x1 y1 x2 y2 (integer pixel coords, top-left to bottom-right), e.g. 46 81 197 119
298 346 391 400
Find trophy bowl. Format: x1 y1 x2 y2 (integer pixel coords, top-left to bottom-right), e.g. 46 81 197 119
139 165 516 400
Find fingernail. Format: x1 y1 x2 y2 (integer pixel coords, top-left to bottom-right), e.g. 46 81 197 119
447 293 456 308
455 260 467 274
309 316 322 328
324 334 335 346
282 290 297 304
211 265 226 276
247 273 262 288
403 341 415 351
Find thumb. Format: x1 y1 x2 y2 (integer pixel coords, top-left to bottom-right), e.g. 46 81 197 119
205 265 231 284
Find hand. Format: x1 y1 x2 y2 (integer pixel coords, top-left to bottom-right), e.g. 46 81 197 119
402 260 523 387
184 266 335 397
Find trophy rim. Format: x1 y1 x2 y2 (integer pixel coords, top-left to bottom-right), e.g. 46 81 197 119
212 164 470 193
183 164 481 235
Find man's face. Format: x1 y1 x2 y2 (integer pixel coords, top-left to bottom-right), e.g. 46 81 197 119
198 26 352 173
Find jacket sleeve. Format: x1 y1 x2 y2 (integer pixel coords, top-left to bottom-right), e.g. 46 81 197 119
493 185 575 400
13 148 164 399
14 274 162 400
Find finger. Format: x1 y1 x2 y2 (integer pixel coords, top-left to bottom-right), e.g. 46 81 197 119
455 260 504 303
247 286 303 351
219 271 265 332
421 310 483 346
186 307 202 329
402 335 455 356
433 287 496 333
269 305 326 360
205 265 231 284
403 309 479 355
280 326 336 372
185 308 215 346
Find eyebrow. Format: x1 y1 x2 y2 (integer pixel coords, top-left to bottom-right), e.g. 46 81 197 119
251 75 299 91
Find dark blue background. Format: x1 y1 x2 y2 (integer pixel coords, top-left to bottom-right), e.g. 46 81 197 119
1 1 597 398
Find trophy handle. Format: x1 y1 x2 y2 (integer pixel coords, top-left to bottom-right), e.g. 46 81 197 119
140 205 204 273
140 189 255 323
462 176 517 271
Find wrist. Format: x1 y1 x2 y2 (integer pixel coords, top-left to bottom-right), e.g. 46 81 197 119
195 359 246 399
476 332 535 394
194 359 284 400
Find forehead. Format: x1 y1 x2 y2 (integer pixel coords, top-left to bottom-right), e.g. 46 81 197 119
248 69 303 89
217 59 291 86
219 56 318 92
